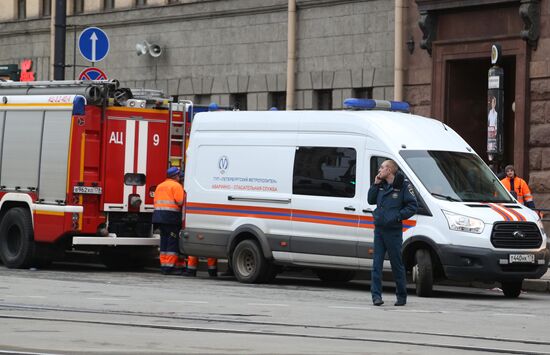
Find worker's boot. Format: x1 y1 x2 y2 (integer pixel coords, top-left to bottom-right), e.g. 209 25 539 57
208 269 218 277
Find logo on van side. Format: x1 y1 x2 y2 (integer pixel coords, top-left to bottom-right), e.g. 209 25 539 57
218 155 229 174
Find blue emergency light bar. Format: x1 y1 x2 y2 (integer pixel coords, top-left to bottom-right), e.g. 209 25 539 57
343 98 410 112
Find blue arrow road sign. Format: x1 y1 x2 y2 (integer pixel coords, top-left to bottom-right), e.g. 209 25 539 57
78 27 110 62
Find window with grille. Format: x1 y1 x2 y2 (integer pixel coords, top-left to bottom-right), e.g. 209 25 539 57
42 0 51 17
230 94 247 111
268 92 286 110
18 0 26 19
314 90 332 110
73 0 84 14
104 0 115 10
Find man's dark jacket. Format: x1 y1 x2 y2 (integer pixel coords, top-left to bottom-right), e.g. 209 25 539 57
367 173 418 231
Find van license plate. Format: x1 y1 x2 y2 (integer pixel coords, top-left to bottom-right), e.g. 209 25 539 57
509 254 535 264
73 186 102 195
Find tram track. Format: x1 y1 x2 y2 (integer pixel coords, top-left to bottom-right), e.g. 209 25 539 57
0 302 549 354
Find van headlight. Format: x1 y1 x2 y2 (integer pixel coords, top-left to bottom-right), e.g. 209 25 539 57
442 210 484 234
536 218 547 237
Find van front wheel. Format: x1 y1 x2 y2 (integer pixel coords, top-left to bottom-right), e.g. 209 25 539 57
501 280 522 298
232 239 269 283
413 249 433 297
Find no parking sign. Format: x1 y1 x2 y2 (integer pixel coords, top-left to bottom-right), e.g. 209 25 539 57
79 67 108 81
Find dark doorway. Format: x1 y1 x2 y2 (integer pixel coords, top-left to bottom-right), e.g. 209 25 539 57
445 56 516 169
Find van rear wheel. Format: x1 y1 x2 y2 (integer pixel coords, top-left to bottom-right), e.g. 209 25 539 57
501 280 522 298
0 207 36 269
413 249 433 297
232 239 269 283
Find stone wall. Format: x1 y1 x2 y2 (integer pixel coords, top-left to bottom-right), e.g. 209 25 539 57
528 0 550 230
0 0 397 109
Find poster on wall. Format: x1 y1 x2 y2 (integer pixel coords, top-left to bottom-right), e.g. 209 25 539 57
487 44 504 160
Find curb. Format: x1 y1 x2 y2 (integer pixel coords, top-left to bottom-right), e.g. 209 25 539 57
160 257 550 293
523 279 550 292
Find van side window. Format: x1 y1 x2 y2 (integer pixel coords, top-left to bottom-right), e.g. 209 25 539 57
370 156 389 184
370 156 432 216
293 147 356 198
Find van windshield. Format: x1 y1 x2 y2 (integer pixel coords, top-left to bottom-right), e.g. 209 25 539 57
399 150 513 203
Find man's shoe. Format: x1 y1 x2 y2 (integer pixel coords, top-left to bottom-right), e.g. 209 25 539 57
394 300 406 306
373 299 384 306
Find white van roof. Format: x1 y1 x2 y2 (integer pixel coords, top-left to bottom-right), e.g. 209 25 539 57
192 110 473 154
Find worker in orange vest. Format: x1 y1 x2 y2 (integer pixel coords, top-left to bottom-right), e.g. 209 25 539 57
153 167 186 275
183 256 218 277
178 168 219 278
500 165 535 209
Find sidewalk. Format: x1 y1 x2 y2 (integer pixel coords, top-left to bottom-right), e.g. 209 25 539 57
523 270 550 292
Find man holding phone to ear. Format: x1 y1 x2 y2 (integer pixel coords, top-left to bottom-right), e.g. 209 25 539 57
368 160 417 306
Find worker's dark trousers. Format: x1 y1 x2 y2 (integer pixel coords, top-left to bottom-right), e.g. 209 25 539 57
371 228 407 303
159 224 184 274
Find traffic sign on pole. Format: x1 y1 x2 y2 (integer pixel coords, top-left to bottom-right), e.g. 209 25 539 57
79 67 108 81
78 27 110 62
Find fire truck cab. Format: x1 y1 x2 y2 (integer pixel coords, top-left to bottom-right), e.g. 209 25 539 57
0 80 189 268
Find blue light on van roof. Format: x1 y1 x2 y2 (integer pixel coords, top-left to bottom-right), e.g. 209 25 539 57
208 102 219 111
343 98 410 112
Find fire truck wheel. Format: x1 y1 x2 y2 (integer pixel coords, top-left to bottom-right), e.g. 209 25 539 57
232 239 270 284
0 207 36 269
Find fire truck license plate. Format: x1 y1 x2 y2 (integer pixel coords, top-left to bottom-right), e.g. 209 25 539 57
509 254 535 264
73 186 102 195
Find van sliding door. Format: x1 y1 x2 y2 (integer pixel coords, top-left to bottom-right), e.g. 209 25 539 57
290 136 364 268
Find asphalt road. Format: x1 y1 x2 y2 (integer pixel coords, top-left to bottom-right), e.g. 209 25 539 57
1 263 549 355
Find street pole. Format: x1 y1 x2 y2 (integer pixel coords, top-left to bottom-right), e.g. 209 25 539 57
285 0 296 110
53 0 67 80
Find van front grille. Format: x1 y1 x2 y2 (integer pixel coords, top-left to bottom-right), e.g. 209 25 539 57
490 222 542 249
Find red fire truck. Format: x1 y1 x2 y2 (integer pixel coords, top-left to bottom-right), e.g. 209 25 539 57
0 80 190 268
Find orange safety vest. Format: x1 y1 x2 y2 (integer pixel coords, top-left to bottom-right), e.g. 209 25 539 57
152 178 184 224
500 176 534 205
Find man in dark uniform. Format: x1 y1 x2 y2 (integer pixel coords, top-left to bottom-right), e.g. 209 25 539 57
368 159 417 306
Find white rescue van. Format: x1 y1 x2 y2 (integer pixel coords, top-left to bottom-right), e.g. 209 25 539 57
181 99 549 298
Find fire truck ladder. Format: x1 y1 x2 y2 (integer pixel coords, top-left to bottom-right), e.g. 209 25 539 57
168 100 192 169
0 80 120 105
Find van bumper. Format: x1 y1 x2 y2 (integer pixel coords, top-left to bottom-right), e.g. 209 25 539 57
439 245 550 282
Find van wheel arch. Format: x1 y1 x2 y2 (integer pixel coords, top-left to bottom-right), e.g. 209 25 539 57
227 224 273 261
402 237 444 280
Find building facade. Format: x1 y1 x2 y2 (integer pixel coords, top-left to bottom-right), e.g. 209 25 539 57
0 0 394 110
0 0 549 215
406 0 550 216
